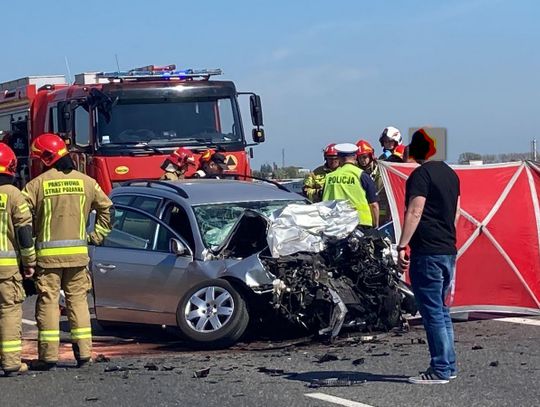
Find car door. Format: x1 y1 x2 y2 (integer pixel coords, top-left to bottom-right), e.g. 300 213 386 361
91 205 194 325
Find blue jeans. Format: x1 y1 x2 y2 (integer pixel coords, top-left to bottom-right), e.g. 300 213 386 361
409 254 456 380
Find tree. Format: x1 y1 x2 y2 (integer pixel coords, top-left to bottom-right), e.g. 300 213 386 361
458 152 482 164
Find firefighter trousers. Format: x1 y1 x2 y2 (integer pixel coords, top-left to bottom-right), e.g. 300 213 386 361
35 266 92 363
0 273 25 372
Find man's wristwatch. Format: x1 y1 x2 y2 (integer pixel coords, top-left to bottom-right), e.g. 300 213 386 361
396 245 407 252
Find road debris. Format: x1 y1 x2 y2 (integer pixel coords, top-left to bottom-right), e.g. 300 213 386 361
472 344 484 350
489 361 499 367
85 397 99 402
316 353 340 363
257 367 286 376
193 368 211 378
95 354 110 363
144 363 159 371
352 358 365 366
308 377 367 388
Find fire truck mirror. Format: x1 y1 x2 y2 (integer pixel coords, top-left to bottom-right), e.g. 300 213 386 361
249 94 264 127
252 128 265 144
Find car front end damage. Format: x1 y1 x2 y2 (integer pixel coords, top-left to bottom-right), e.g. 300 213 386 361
200 201 416 339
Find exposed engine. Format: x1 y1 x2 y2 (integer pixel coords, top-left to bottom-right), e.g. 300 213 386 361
262 228 416 336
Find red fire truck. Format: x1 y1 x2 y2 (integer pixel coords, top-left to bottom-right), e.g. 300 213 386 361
0 65 265 193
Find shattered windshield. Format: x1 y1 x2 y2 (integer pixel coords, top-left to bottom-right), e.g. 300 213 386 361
97 96 241 148
193 200 303 249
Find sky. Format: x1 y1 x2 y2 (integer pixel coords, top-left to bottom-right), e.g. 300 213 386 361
2 0 539 170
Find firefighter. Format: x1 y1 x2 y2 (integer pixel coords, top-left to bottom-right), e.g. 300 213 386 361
322 143 379 228
191 150 228 178
303 144 339 202
378 126 403 160
356 139 390 225
23 133 112 370
160 147 196 181
0 143 36 377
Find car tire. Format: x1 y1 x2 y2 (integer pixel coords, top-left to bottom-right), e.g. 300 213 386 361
176 279 249 348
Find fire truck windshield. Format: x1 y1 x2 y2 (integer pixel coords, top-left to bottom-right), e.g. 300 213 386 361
96 96 242 149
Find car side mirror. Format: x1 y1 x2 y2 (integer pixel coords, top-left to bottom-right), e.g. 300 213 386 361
170 238 187 256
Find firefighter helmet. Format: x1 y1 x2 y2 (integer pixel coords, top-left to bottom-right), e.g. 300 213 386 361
169 147 196 167
323 144 338 157
31 133 68 166
356 139 375 159
379 126 402 147
0 143 17 176
200 149 216 162
392 144 407 159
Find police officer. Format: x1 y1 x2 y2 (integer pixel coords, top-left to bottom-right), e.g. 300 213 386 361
191 150 228 178
160 147 196 181
303 144 339 202
0 143 36 377
23 133 112 370
322 143 379 228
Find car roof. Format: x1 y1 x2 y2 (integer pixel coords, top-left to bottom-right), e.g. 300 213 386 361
112 179 303 206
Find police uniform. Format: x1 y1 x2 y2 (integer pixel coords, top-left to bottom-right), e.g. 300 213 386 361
0 183 36 373
303 165 333 202
322 143 378 227
23 167 112 365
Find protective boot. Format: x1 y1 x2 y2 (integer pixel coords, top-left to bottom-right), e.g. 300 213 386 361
3 362 28 377
30 359 57 371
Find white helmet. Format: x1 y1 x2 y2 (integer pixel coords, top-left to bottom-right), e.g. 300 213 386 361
379 126 402 146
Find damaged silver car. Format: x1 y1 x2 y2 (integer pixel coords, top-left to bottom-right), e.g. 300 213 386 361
89 179 415 347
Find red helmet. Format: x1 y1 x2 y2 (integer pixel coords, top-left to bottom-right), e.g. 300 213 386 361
0 143 17 176
168 147 196 167
323 144 338 157
200 149 216 162
31 133 68 166
356 139 375 159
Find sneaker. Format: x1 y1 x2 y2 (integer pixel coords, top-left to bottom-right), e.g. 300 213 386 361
3 362 29 377
450 374 457 379
408 369 449 384
76 358 93 368
30 360 57 371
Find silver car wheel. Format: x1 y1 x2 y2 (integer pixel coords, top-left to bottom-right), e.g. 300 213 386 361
184 286 235 333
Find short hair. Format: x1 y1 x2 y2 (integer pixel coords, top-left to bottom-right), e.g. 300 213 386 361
408 129 436 160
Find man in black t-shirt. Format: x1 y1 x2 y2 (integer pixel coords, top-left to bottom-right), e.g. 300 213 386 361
397 129 460 384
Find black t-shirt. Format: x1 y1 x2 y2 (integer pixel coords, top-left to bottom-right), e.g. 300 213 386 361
405 161 460 255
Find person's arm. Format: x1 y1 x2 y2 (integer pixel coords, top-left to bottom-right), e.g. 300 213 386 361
455 196 461 227
88 183 113 245
369 202 380 228
360 172 379 227
12 192 36 277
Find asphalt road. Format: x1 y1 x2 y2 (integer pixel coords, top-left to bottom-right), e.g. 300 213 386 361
2 299 540 407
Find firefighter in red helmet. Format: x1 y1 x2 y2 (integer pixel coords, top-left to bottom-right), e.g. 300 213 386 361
303 144 340 202
23 133 112 370
160 147 196 180
356 139 390 225
0 143 36 376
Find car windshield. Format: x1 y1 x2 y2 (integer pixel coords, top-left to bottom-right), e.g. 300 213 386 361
193 200 303 249
97 97 242 148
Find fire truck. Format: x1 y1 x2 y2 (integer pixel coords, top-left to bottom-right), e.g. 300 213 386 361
0 65 265 193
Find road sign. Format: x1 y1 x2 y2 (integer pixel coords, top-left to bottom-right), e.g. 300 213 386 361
408 127 447 160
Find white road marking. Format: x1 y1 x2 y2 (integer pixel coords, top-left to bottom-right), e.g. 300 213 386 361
305 393 375 407
22 318 37 326
496 317 540 326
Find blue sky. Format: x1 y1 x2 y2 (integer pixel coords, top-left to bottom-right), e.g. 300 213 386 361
2 0 538 169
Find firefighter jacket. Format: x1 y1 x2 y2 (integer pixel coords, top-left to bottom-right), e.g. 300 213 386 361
23 168 112 269
0 184 36 279
322 163 373 226
365 163 389 223
160 171 184 181
303 165 333 202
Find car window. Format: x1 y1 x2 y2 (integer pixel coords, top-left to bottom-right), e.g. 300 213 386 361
103 207 158 250
192 200 303 249
160 202 195 251
111 195 162 216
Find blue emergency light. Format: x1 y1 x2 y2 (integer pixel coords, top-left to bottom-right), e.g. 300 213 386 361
96 65 222 81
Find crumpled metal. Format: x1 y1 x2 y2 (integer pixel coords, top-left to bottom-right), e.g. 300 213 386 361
266 200 359 258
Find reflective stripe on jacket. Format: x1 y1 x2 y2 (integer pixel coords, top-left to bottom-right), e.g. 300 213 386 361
322 163 373 226
23 169 112 268
0 184 36 278
303 165 332 202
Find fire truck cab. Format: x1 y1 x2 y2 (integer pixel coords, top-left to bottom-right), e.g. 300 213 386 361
0 65 265 193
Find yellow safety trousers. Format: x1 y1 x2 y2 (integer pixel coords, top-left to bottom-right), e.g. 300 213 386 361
0 273 25 371
35 266 92 362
